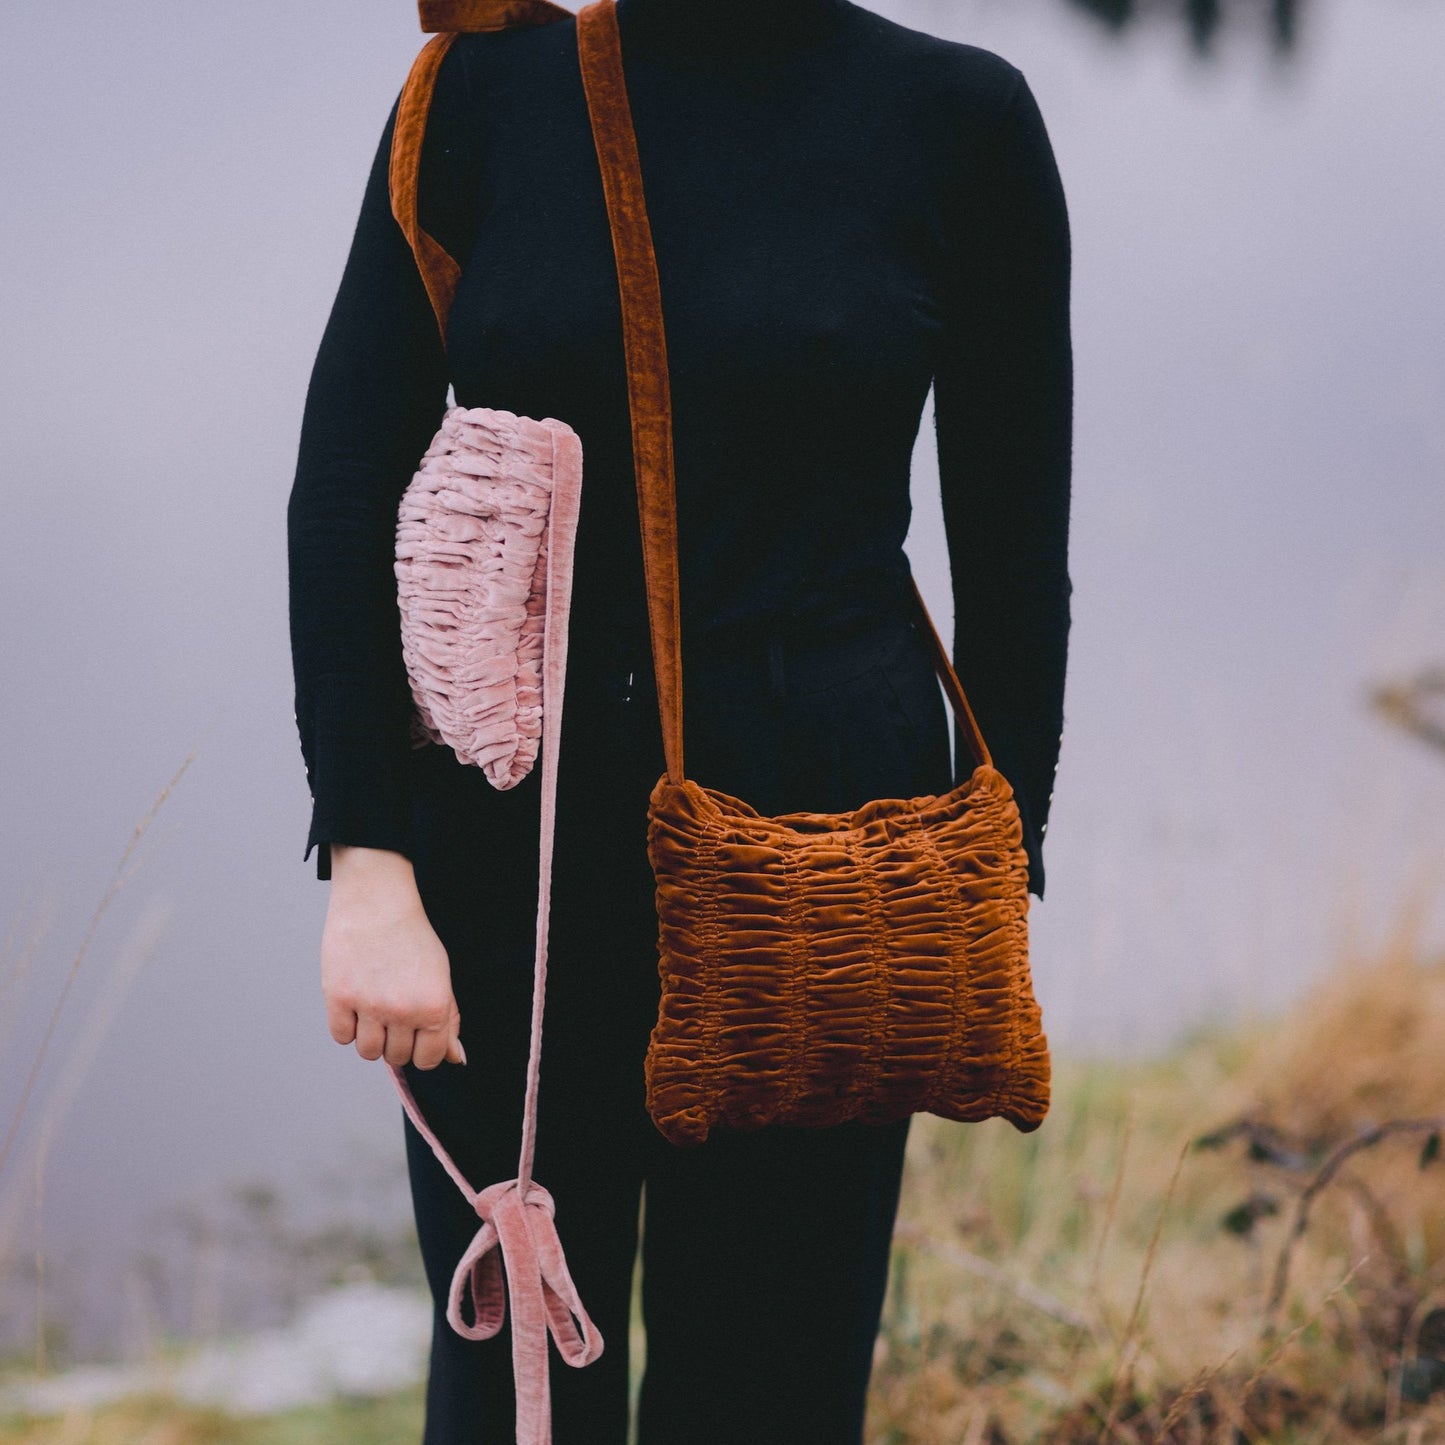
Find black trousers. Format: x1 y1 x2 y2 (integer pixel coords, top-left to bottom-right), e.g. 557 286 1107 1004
399 602 955 1444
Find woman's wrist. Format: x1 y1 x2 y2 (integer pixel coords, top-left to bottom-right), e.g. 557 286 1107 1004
329 844 419 902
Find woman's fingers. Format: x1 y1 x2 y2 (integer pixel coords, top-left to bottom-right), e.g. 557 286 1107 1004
384 1023 417 1067
412 1021 450 1071
413 999 465 1071
446 999 465 1066
352 1011 462 1068
326 996 358 1047
354 1013 387 1062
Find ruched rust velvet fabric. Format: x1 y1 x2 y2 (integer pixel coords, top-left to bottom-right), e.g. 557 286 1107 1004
577 0 1053 1149
644 766 1048 1146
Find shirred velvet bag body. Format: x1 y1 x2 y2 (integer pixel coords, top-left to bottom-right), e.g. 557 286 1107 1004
396 406 582 787
578 0 1053 1149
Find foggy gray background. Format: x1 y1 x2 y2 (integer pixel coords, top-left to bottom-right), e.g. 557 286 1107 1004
2 0 1441 1362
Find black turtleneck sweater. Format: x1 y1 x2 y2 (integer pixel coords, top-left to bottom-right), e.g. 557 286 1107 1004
286 0 1073 896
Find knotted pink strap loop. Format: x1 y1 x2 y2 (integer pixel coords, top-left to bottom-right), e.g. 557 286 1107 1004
388 1070 603 1442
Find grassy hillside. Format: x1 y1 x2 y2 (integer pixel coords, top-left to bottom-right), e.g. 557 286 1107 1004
3 931 1443 1443
870 928 1445 1442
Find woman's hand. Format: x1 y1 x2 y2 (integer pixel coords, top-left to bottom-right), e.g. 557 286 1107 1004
321 845 466 1071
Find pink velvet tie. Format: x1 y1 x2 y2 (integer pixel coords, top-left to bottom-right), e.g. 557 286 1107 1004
388 408 602 1445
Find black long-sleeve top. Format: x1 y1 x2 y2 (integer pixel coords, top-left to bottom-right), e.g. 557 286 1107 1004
287 0 1073 896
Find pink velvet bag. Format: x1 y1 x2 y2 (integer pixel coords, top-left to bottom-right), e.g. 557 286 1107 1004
395 405 582 788
390 375 601 1421
376 4 610 1440
392 408 598 1423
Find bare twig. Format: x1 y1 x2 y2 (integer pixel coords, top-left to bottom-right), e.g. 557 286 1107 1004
0 893 58 1068
1266 1119 1444 1325
0 745 200 1179
1194 1116 1316 1172
1100 1136 1190 1442
1062 1096 1135 1398
1154 1348 1243 1436
1091 1100 1135 1336
33 1122 51 1376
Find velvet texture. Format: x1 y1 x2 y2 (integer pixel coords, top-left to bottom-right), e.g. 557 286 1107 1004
420 0 573 34
395 407 583 788
392 1 576 339
387 1072 602 1445
645 765 1048 1145
387 29 461 339
575 0 1052 1148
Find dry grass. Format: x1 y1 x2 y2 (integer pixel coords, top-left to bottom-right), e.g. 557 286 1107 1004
0 752 199 1377
868 925 1445 1443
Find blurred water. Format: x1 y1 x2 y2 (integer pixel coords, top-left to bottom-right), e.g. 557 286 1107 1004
0 1279 430 1415
0 0 1441 1366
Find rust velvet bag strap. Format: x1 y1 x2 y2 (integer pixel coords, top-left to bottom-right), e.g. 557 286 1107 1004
390 0 575 343
574 0 994 779
575 0 688 781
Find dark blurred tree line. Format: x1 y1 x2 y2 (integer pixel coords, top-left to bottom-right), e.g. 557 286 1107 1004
1067 0 1305 54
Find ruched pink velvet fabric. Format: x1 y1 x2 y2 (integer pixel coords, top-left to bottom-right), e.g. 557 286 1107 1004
396 405 583 790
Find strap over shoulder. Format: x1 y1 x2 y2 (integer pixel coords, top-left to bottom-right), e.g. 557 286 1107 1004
391 0 575 342
419 0 573 32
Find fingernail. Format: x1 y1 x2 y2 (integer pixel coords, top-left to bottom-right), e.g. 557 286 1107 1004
456 1040 468 1066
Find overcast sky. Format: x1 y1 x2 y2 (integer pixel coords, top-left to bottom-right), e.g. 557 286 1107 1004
1 0 1442 1361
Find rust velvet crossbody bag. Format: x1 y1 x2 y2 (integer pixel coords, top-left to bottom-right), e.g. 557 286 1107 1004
576 0 1053 1149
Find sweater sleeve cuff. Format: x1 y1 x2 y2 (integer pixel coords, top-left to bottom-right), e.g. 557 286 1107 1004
296 683 420 882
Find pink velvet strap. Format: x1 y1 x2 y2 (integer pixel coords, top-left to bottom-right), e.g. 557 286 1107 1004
387 415 598 1443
